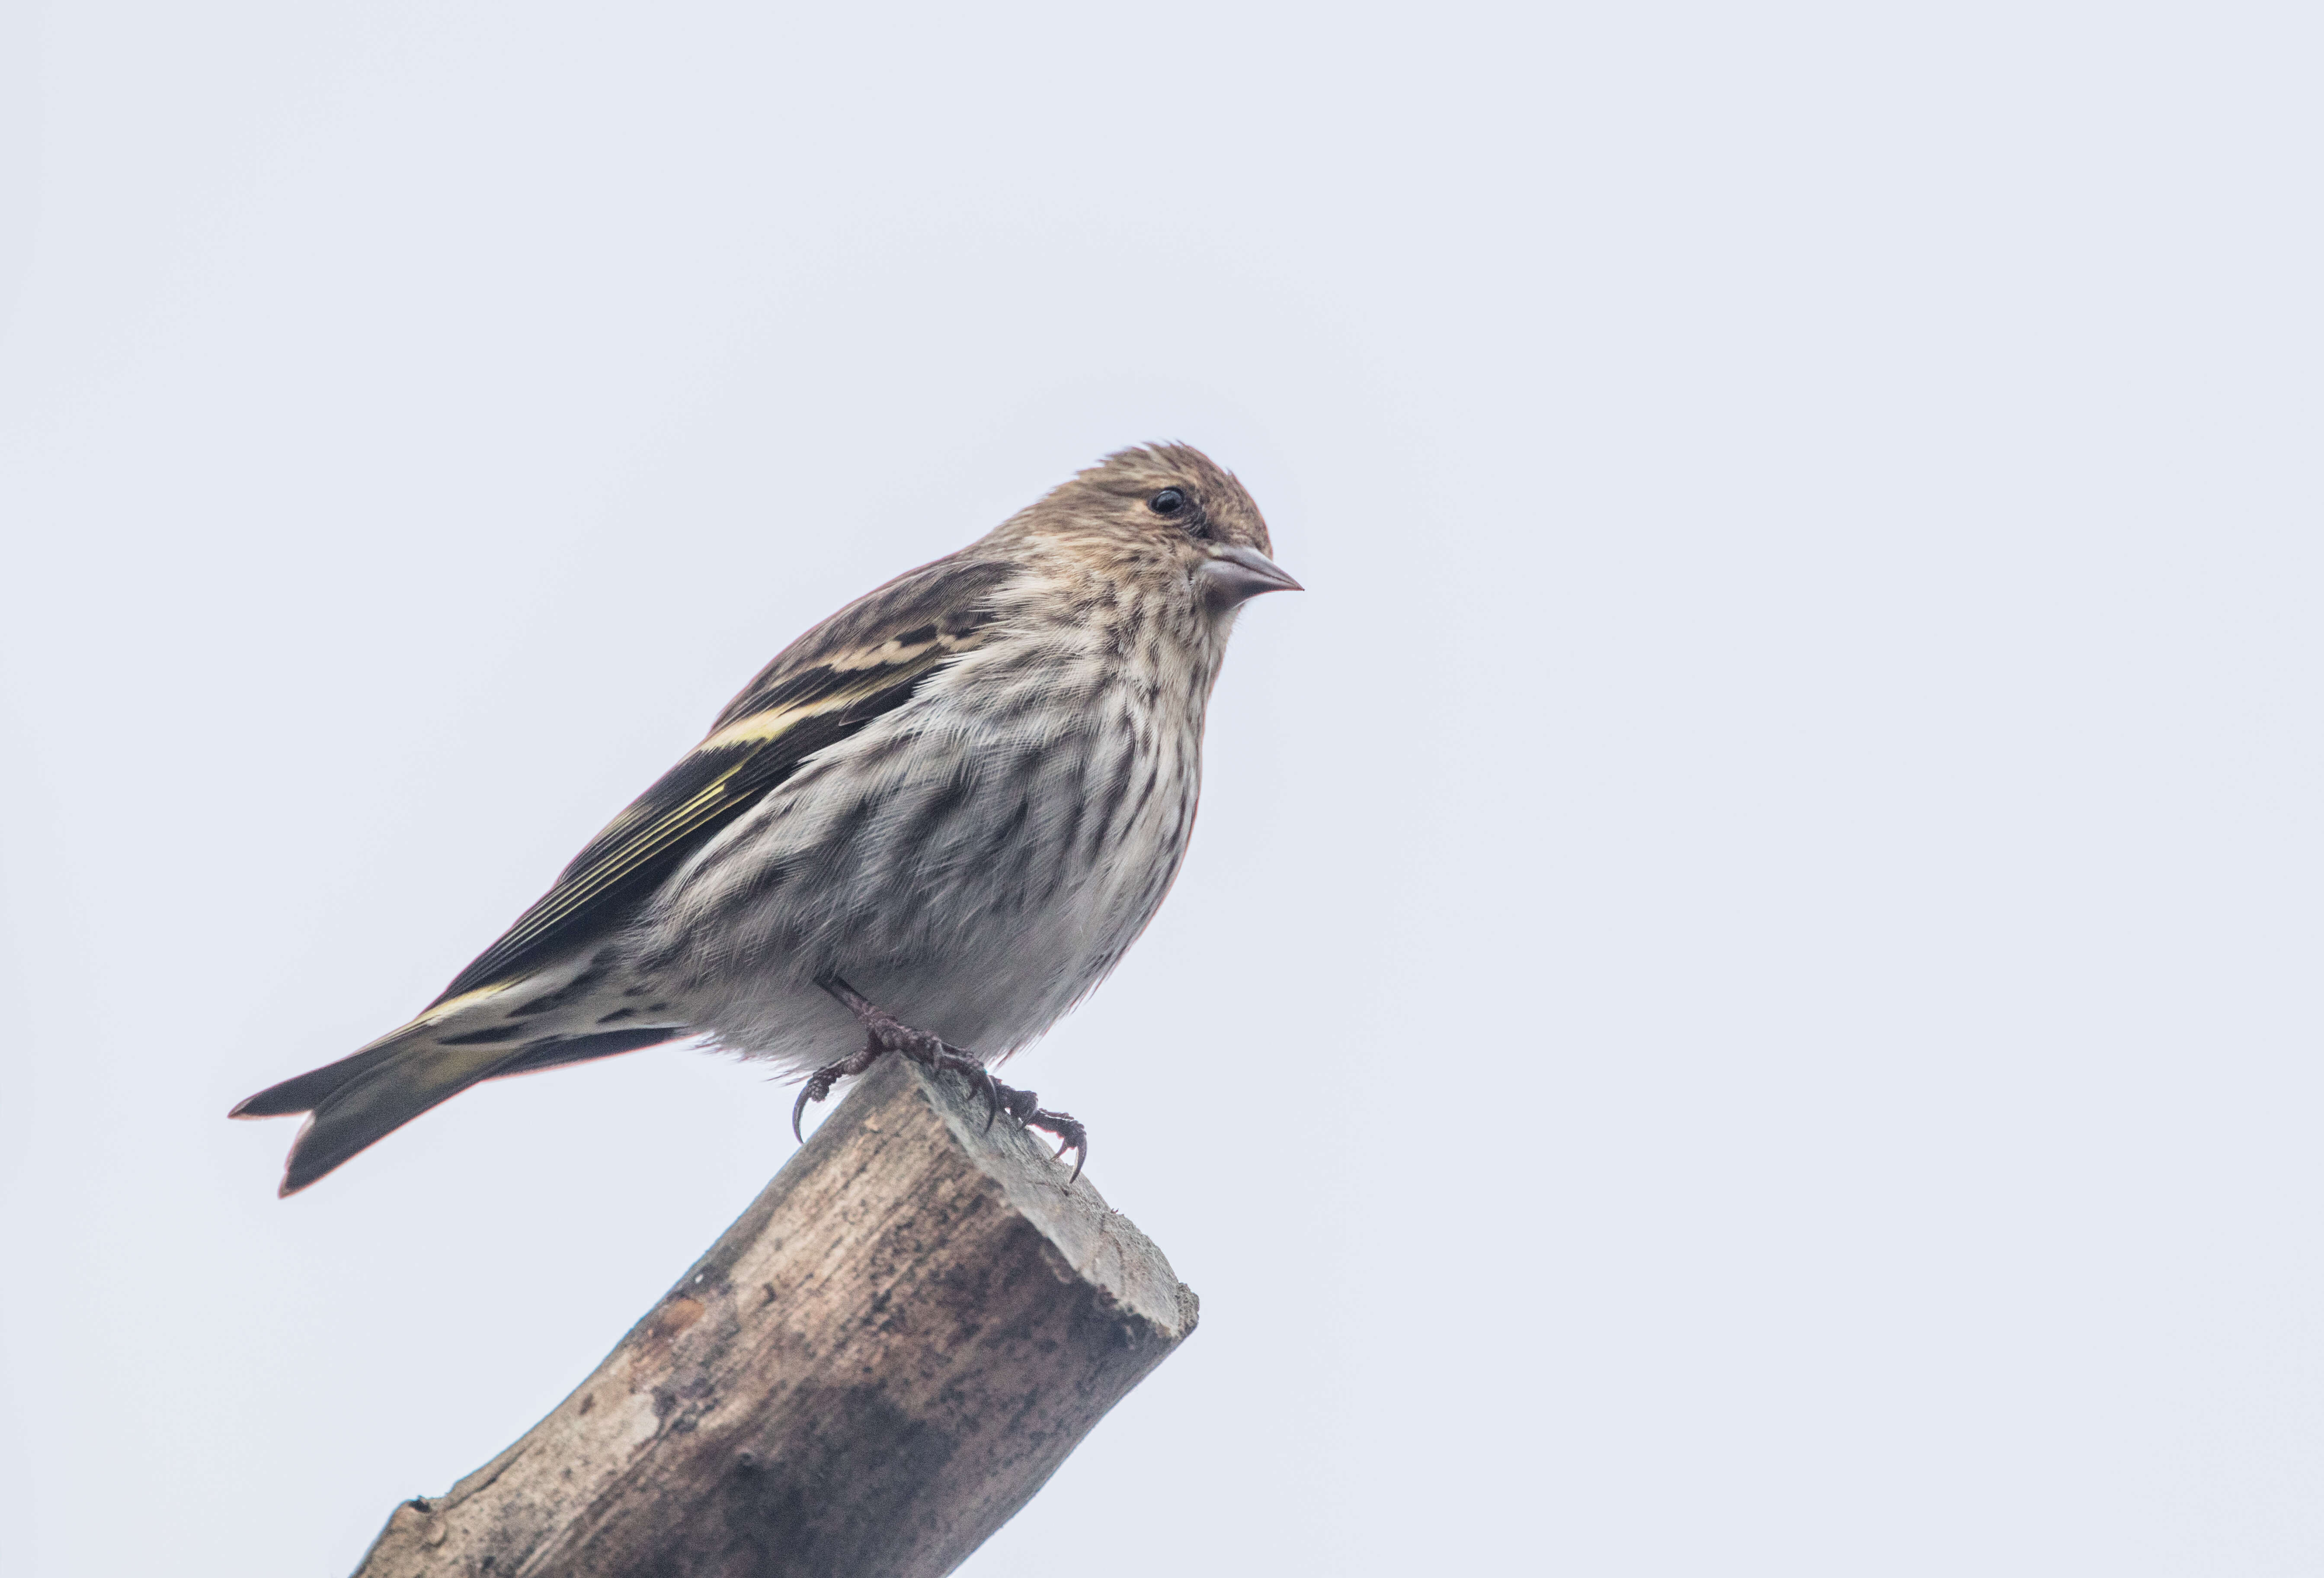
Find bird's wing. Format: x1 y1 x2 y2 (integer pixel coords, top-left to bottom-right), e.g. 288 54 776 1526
428 554 1016 1007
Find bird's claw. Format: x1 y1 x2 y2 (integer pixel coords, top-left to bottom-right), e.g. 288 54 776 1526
791 1062 844 1142
971 1065 1003 1132
801 974 1088 1180
800 972 1002 1137
1032 1110 1088 1185
989 1078 1086 1184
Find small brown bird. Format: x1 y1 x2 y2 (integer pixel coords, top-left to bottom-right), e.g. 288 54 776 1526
233 444 1300 1194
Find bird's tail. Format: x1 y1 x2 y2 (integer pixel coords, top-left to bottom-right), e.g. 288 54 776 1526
231 1010 679 1196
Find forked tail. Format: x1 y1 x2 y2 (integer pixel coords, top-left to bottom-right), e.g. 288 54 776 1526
231 1024 675 1195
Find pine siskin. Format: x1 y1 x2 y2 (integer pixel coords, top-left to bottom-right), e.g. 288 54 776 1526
232 444 1299 1195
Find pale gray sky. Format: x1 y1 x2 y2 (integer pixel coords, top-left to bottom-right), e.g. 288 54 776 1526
2 3 2319 1574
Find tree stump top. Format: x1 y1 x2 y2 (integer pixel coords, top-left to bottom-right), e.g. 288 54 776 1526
355 1055 1199 1578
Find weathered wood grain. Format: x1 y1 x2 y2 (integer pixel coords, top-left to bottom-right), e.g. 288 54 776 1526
351 1055 1199 1578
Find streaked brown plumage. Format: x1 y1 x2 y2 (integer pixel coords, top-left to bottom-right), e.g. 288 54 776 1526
233 444 1299 1194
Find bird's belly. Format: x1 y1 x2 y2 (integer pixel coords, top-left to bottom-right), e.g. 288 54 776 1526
632 710 1200 1073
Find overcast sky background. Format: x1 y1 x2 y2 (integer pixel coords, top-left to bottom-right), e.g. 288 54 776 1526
1 2 2318 1574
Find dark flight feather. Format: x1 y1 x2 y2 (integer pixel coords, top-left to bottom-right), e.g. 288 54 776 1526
429 555 1015 1006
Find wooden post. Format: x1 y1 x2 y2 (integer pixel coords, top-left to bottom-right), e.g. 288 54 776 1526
351 1054 1200 1578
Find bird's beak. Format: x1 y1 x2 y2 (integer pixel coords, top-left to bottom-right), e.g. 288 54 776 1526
1200 543 1304 605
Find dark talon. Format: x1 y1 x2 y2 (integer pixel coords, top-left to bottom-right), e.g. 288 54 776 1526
985 1079 1085 1181
1028 1109 1087 1184
791 1061 844 1142
804 972 1006 1139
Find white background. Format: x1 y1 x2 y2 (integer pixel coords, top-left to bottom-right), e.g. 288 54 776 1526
2 2 2319 1573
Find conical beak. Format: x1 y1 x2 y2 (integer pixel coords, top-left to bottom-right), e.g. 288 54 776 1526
1200 543 1304 605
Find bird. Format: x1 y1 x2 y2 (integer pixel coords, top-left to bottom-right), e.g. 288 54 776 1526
231 443 1300 1196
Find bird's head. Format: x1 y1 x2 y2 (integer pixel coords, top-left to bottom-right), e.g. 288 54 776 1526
1002 443 1303 612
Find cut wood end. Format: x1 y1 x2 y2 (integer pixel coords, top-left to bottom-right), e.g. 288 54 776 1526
352 1049 1201 1578
887 1055 1200 1342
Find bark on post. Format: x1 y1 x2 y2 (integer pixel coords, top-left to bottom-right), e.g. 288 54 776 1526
352 1054 1200 1578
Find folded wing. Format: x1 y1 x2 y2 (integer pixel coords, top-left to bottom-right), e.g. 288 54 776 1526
432 554 1014 1006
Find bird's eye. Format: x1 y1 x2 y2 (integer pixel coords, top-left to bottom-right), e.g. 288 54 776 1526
1147 488 1188 517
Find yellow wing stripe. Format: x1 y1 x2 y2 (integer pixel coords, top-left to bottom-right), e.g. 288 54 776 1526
445 649 954 997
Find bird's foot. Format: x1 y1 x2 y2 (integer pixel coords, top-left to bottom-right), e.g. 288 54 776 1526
795 974 1001 1140
790 1035 887 1141
991 1080 1089 1184
795 976 1090 1182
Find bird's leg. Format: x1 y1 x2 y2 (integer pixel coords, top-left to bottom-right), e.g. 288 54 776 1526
794 973 1002 1140
796 977 1091 1181
989 1079 1089 1185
